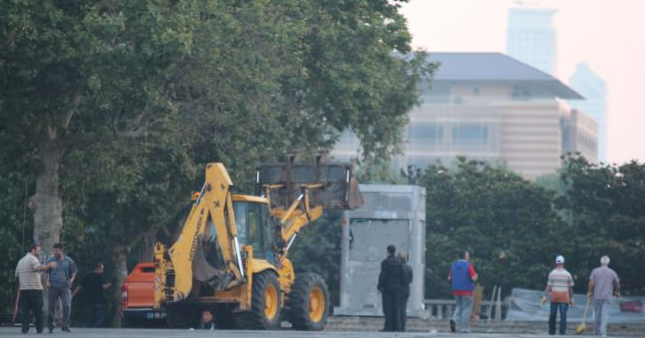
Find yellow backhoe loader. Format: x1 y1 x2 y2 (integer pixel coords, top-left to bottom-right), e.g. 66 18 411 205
153 154 363 330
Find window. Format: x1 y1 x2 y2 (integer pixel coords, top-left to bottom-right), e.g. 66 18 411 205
233 201 275 260
452 124 489 146
409 123 444 148
234 202 248 245
247 203 262 253
421 84 450 103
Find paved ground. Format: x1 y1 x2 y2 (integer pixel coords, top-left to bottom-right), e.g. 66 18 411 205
0 327 599 338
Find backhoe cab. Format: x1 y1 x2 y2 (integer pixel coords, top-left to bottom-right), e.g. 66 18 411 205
153 154 362 330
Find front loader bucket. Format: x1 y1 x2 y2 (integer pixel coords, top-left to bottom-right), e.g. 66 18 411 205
256 157 363 211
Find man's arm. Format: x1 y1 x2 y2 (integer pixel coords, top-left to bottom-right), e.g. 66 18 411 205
587 279 595 298
68 259 78 286
614 273 621 297
36 261 57 272
568 275 575 306
447 269 452 281
469 264 478 282
32 256 56 272
377 260 387 291
541 275 552 306
72 285 82 297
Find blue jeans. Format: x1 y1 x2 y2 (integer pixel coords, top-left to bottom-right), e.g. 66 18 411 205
452 295 473 333
48 286 72 330
549 302 569 335
86 303 106 327
593 299 611 336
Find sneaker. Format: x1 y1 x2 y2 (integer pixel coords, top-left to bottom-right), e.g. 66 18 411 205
449 319 456 333
49 328 54 334
62 327 71 333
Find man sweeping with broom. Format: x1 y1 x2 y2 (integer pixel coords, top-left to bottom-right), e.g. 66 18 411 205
585 256 620 337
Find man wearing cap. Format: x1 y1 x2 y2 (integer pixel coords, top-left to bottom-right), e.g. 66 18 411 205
542 255 574 335
587 255 620 337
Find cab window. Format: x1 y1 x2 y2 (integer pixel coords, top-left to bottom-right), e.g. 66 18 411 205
233 201 273 258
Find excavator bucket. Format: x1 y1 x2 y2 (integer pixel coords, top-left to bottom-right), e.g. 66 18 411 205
256 155 364 211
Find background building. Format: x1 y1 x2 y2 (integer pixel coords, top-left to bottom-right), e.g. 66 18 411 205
568 63 607 162
507 7 557 75
332 53 598 179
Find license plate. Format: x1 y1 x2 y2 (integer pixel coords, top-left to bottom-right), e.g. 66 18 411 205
146 312 166 319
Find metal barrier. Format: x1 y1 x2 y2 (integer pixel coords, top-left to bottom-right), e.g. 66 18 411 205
424 299 507 320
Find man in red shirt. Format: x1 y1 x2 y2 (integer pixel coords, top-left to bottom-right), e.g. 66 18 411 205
447 251 478 333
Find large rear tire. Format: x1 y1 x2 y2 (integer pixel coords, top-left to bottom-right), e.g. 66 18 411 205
235 271 282 329
288 272 329 331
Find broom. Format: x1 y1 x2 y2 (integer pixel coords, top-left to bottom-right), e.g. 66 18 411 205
12 286 20 324
577 296 591 334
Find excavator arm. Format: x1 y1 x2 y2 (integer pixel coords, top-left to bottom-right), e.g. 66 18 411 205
155 163 246 305
257 154 364 255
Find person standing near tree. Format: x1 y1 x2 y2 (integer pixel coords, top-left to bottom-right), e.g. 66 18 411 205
397 252 413 332
14 244 57 334
73 263 111 327
541 255 574 335
46 242 77 333
587 255 620 337
448 251 478 333
377 244 404 332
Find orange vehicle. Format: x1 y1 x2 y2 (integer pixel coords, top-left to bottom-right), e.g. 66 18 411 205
120 262 165 327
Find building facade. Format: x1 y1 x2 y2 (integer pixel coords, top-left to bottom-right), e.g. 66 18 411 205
568 63 607 162
507 7 557 75
332 53 598 179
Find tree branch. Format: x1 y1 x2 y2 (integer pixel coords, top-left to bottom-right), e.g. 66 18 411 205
60 93 84 130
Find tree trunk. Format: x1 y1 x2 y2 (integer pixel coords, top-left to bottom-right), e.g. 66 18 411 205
137 227 158 262
31 139 64 255
112 245 130 328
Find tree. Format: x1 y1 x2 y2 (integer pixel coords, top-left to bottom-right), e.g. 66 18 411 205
0 1 197 253
0 0 430 253
1 0 431 322
556 156 645 294
419 158 563 298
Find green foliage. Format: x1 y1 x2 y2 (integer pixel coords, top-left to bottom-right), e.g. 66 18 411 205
420 158 565 298
555 156 645 295
0 0 429 321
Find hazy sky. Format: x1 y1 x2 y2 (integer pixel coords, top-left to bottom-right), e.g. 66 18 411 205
399 0 645 164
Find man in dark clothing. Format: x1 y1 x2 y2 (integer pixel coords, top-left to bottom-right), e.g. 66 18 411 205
377 244 405 332
73 263 111 327
397 252 413 332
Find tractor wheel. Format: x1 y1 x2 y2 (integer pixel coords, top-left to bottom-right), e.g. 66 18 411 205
288 273 329 331
235 270 282 329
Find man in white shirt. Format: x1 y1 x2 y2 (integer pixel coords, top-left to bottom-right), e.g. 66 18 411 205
14 244 56 334
541 255 574 335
